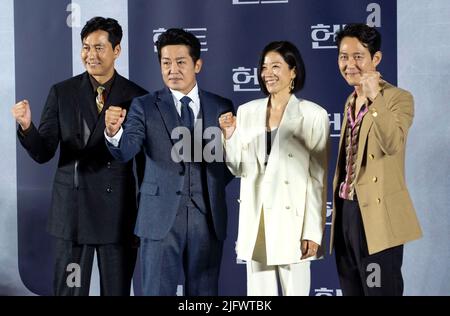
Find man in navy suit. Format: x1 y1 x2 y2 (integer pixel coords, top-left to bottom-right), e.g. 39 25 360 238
104 28 234 296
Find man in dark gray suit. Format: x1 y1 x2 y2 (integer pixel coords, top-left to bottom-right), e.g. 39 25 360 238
11 17 147 296
105 28 233 296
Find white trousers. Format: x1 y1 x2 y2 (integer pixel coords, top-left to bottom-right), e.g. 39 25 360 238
246 209 311 296
246 260 311 296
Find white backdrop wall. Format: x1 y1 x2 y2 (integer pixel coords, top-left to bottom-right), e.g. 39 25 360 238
398 0 450 296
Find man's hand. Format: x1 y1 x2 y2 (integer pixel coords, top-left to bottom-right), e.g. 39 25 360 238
11 100 32 131
301 240 320 260
360 71 383 101
219 112 236 140
105 106 126 137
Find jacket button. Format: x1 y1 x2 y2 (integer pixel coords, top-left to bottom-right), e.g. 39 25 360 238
286 206 291 210
285 181 289 185
371 108 378 118
106 187 112 193
372 177 378 183
288 153 293 158
369 154 375 160
237 199 242 204
107 162 112 169
376 198 381 204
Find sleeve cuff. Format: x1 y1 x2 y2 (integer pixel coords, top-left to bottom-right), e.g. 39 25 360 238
17 123 33 138
105 127 123 148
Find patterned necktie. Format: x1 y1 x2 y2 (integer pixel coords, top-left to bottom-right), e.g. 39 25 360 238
96 86 106 114
180 96 194 130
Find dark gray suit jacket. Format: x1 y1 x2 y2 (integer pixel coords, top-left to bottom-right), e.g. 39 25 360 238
18 71 147 244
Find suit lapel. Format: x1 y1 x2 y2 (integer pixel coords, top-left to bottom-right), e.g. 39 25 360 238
253 98 269 170
199 90 216 130
354 83 389 179
333 97 351 189
86 73 126 149
354 114 373 179
155 88 181 146
264 95 303 175
77 72 97 140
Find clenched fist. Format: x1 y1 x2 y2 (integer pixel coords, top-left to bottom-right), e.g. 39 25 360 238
359 71 383 101
11 100 32 131
219 112 236 140
105 106 127 137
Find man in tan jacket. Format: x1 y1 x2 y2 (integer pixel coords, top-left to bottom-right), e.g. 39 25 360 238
330 23 422 296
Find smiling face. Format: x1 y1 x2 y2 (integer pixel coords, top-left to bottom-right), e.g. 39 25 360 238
160 44 202 95
261 51 296 96
338 36 381 87
81 30 120 84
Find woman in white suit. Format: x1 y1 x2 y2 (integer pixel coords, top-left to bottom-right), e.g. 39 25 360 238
219 41 329 296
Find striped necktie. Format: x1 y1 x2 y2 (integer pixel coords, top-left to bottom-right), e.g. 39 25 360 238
96 86 105 114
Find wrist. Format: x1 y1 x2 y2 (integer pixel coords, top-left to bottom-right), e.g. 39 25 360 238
368 90 381 102
20 122 31 133
106 128 118 138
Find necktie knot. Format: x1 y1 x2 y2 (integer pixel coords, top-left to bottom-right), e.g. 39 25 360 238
96 86 105 114
180 96 192 107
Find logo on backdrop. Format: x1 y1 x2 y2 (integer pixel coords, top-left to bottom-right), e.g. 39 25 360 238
311 24 346 50
314 288 343 296
328 113 342 138
232 0 288 5
232 67 260 92
153 28 208 53
326 202 333 226
310 3 381 50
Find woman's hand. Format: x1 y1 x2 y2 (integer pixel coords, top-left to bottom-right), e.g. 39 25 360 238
301 240 320 260
219 112 236 140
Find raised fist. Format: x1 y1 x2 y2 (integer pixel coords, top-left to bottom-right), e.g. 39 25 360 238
105 106 127 137
11 100 32 131
219 112 236 140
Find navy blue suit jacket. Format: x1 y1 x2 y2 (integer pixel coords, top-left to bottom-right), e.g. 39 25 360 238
107 87 234 241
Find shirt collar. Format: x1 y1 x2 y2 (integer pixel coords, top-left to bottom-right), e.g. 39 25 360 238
170 84 200 105
89 72 116 95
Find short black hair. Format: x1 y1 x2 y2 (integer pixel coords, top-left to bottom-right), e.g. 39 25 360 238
156 28 201 63
258 41 306 96
80 17 123 49
335 23 381 58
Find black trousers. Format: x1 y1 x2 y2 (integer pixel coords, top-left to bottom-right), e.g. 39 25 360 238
53 238 137 296
334 198 404 296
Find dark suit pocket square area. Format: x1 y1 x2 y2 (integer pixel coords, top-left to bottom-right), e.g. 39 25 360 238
140 182 159 196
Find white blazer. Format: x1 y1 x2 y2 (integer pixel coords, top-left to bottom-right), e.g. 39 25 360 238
224 95 329 265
